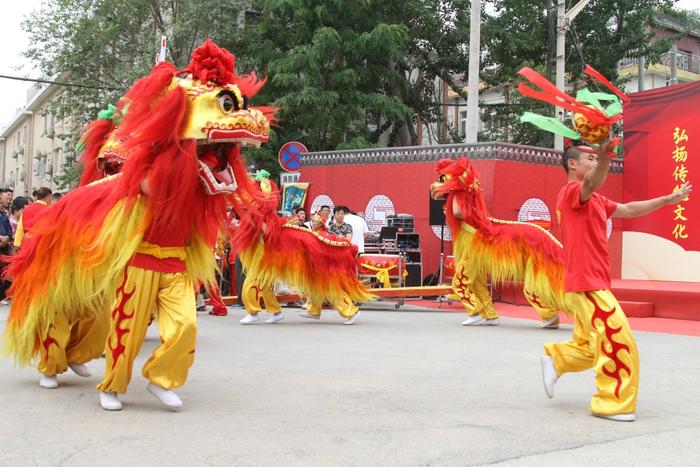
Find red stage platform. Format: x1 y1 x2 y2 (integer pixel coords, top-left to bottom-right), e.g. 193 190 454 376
495 279 700 322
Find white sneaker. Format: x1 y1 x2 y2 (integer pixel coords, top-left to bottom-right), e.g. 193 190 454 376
542 316 560 329
461 315 484 326
147 383 183 410
344 312 360 325
484 318 499 326
299 311 320 320
541 355 558 399
592 412 636 422
99 391 123 411
265 312 285 324
39 374 58 389
68 362 92 377
239 313 260 324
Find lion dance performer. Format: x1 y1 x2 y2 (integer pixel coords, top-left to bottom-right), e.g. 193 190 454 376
2 39 273 411
236 171 285 325
430 158 567 327
518 65 692 421
228 164 373 326
0 105 123 390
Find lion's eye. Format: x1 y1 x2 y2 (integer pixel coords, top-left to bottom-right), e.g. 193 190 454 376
439 174 447 183
217 94 238 113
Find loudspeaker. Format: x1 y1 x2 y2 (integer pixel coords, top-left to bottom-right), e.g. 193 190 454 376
404 263 422 287
429 197 446 226
396 232 420 249
405 250 421 263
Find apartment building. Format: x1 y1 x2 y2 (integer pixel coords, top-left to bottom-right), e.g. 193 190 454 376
0 83 68 195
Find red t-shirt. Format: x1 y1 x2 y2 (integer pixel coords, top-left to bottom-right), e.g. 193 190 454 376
556 180 617 292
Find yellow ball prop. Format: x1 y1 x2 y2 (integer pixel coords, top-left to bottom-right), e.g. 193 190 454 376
572 113 611 144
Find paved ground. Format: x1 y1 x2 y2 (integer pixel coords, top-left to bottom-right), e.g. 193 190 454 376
1 302 699 466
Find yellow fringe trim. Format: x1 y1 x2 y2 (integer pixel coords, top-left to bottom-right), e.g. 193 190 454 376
137 241 187 260
3 197 148 366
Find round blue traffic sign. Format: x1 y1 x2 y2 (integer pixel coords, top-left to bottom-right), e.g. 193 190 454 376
278 141 307 172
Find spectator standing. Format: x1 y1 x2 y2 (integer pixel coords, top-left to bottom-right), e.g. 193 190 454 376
0 189 12 215
0 205 13 301
327 206 352 241
9 197 31 237
341 207 370 254
14 187 52 248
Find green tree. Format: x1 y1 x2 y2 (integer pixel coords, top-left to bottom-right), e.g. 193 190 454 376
237 0 474 171
480 0 676 146
23 0 248 187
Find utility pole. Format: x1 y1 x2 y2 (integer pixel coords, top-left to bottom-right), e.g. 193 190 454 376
554 0 591 150
465 0 481 144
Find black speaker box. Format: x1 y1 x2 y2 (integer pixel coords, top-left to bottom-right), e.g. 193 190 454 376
429 197 446 225
405 250 421 263
404 263 423 287
396 232 420 249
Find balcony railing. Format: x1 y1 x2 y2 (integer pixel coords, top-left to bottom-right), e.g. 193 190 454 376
620 51 700 75
660 51 700 74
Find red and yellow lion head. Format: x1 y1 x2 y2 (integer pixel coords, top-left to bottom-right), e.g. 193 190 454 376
430 157 482 200
79 39 274 197
430 157 494 234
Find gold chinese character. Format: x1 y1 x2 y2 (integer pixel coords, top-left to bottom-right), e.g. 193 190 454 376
672 224 689 239
673 164 689 183
672 146 688 163
673 127 688 145
674 204 688 221
673 184 691 202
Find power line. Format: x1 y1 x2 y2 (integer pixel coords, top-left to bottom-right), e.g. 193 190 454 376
0 74 120 91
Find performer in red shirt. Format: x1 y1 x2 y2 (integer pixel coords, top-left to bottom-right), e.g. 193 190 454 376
541 140 692 422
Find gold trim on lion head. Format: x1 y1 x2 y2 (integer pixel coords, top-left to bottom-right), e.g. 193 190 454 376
177 76 270 148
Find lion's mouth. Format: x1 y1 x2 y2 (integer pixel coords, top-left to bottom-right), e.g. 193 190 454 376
197 143 238 194
430 181 447 200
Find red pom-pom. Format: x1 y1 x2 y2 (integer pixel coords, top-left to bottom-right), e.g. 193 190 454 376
185 39 236 85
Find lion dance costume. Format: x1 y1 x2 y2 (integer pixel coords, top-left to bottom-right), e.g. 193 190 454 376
228 165 373 325
2 39 273 410
431 158 567 327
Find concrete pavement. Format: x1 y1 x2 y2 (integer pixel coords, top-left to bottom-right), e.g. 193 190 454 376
1 302 699 466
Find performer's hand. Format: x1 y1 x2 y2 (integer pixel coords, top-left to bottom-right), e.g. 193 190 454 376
665 181 692 204
596 139 616 159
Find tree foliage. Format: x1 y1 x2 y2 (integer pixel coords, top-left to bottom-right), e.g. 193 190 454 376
21 0 686 185
237 0 473 168
480 0 676 146
23 0 248 187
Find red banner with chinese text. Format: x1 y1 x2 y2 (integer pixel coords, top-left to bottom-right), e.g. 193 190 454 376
623 80 700 252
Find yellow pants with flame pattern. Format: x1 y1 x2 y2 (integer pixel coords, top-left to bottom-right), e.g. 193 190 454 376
37 312 109 376
451 261 498 320
304 294 357 319
97 266 196 394
241 276 282 315
544 289 639 415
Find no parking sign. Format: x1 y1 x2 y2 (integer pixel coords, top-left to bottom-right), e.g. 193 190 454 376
278 141 307 173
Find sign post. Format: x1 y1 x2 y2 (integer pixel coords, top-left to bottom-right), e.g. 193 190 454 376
278 141 307 173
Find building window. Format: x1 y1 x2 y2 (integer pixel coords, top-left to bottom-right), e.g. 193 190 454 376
459 110 468 136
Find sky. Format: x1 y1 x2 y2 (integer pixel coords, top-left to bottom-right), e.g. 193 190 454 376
0 0 43 131
0 0 699 132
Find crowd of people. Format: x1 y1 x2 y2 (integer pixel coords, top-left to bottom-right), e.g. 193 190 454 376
284 204 372 254
0 186 62 303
